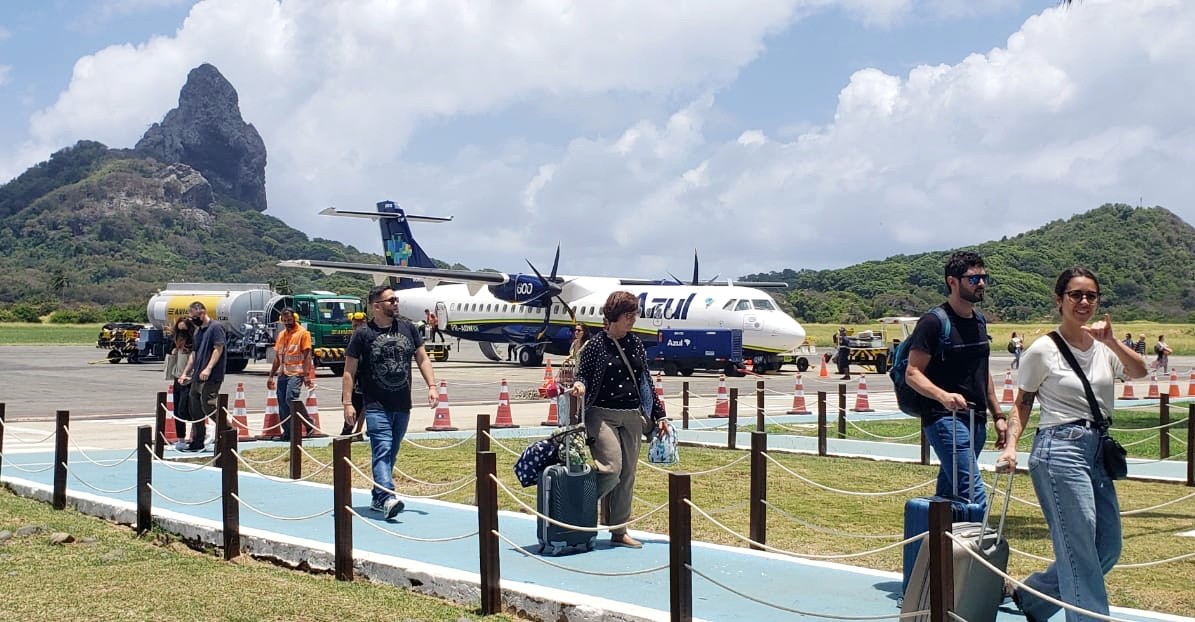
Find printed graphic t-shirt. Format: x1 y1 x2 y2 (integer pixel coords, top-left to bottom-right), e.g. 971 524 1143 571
346 319 423 412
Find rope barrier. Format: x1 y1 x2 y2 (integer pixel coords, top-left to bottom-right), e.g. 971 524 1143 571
63 464 137 494
393 466 473 488
0 455 55 472
637 453 750 476
490 474 667 532
761 500 903 540
230 493 333 521
63 430 138 467
148 448 221 472
684 498 925 560
146 483 221 506
1107 417 1189 433
231 449 332 483
295 444 332 469
481 431 531 458
945 532 1136 622
341 457 474 499
687 564 922 620
402 433 478 451
0 427 57 444
347 507 480 541
491 529 669 576
233 450 290 466
844 419 921 441
763 453 936 497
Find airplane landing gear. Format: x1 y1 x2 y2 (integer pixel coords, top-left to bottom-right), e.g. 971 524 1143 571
517 345 545 367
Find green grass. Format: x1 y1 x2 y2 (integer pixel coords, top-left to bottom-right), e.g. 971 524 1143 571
0 487 524 621
240 435 1195 617
0 323 105 345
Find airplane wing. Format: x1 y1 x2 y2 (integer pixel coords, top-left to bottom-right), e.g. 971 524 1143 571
617 278 790 289
278 259 507 291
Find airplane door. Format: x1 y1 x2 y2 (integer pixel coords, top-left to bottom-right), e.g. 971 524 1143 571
435 302 448 327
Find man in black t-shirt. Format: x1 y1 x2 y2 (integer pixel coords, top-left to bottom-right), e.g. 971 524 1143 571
342 286 438 519
178 301 226 452
904 251 1006 507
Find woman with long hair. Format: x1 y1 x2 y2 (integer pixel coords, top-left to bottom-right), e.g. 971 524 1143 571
998 267 1146 622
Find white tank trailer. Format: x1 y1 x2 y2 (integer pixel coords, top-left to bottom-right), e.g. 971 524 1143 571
146 283 284 373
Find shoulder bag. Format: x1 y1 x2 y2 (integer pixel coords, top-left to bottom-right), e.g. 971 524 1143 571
611 336 657 427
1046 332 1128 480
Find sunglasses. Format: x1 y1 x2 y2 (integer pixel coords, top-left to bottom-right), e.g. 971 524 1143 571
373 296 399 304
961 274 990 286
1064 290 1100 303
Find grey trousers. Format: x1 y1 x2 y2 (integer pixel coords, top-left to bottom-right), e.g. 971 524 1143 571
586 406 643 537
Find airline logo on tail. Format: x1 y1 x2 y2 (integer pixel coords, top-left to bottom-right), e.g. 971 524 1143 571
376 200 438 289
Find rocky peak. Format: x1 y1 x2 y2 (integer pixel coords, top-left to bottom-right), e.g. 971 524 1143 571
135 63 268 211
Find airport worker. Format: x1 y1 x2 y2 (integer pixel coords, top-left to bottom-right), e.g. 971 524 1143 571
836 326 851 379
266 308 315 440
427 309 444 342
178 301 227 452
166 318 193 447
902 250 1005 508
568 291 668 549
339 311 368 437
343 286 438 519
998 267 1146 622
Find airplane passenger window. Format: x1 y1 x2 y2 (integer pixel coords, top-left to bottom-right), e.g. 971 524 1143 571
735 300 753 311
722 300 736 311
752 299 776 311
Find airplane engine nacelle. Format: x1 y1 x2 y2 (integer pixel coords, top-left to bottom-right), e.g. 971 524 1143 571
487 274 557 308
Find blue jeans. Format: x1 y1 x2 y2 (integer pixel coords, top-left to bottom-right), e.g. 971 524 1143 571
1018 423 1121 622
924 414 987 507
275 375 306 439
364 407 411 506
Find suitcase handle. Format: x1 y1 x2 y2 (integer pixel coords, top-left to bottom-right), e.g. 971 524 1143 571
979 463 1015 542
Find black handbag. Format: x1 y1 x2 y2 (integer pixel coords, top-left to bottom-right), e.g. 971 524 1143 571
1046 332 1128 480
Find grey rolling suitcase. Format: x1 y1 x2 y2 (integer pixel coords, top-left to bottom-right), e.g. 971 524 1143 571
901 469 1014 622
537 460 597 555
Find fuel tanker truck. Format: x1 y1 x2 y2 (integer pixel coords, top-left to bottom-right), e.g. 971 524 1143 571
119 283 362 374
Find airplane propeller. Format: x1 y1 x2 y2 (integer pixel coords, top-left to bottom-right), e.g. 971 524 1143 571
524 244 576 339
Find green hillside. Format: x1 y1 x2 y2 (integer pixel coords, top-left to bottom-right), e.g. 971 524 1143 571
0 141 376 317
746 204 1195 323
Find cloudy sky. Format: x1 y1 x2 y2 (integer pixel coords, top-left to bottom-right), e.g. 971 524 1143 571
1 0 1191 280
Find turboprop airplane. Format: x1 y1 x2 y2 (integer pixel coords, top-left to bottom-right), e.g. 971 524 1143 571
278 200 808 374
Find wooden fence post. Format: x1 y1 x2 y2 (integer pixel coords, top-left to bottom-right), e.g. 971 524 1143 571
477 451 501 615
669 472 693 622
154 392 167 458
749 432 766 550
221 429 240 561
817 391 827 457
682 382 690 429
837 384 847 439
136 426 152 533
333 437 353 581
727 388 738 450
53 410 69 510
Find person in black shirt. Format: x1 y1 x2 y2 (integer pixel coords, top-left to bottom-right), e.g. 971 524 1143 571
569 291 667 549
342 286 438 519
903 251 1006 507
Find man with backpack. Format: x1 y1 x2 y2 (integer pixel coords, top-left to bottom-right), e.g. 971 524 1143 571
898 251 1006 507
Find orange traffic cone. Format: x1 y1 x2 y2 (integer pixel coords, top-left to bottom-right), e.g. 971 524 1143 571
787 373 810 415
1146 372 1160 399
538 358 554 397
427 380 459 431
851 376 874 412
231 382 250 440
493 379 518 429
710 375 730 418
654 372 664 398
1000 370 1015 404
1169 371 1180 398
303 389 326 437
163 383 179 443
261 391 282 439
818 356 829 378
1120 380 1136 400
541 399 559 426
1187 369 1195 397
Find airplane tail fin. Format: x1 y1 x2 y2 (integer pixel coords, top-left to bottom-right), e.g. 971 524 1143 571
376 200 439 290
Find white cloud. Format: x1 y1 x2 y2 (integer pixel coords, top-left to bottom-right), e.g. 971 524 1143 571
4 0 1195 283
0 25 11 40
0 65 10 87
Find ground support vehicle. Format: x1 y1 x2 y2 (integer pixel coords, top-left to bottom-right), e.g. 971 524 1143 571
96 322 161 364
837 317 919 374
424 342 451 362
646 328 745 377
142 284 362 375
781 340 818 372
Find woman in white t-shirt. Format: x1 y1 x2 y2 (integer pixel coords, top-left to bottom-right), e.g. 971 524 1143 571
997 268 1146 622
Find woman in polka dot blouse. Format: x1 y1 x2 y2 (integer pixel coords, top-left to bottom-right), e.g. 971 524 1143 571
568 291 667 549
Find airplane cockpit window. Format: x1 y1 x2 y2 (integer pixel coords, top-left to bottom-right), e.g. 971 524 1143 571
722 300 737 311
735 300 753 311
751 299 776 311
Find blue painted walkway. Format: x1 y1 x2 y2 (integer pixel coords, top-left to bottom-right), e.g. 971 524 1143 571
1 422 1191 622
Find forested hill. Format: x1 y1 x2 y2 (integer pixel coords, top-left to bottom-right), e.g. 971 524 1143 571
745 204 1195 323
